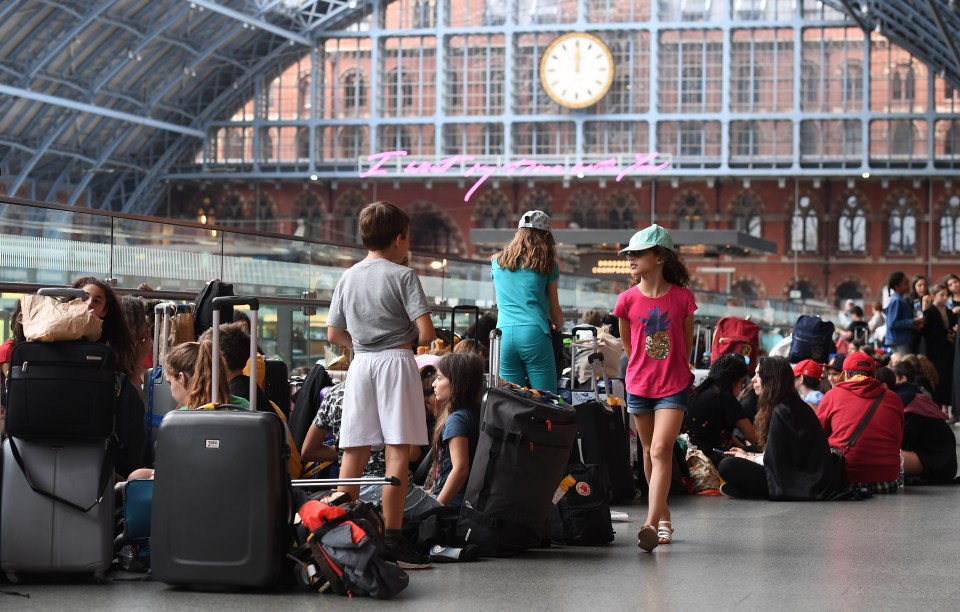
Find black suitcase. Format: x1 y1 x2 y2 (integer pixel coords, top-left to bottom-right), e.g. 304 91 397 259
7 290 116 441
151 296 291 588
456 329 578 557
566 326 635 502
263 357 290 420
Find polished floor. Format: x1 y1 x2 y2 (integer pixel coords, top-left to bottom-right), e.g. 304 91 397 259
4 433 959 612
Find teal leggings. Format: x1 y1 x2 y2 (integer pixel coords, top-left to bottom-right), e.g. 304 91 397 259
498 325 557 393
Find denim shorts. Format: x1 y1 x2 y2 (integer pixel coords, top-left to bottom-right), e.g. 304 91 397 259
626 389 689 415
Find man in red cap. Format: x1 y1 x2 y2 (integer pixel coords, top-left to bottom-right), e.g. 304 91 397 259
817 351 904 493
793 359 824 408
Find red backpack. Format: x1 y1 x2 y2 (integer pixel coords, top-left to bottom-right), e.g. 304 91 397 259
711 317 760 375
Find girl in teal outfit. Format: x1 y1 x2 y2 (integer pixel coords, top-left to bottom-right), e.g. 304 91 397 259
490 210 564 392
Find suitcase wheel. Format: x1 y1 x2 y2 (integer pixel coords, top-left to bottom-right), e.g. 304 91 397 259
94 571 107 584
5 571 18 584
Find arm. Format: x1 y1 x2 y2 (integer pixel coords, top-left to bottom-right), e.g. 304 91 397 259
436 436 471 505
735 417 759 446
301 424 337 463
683 314 695 362
415 313 436 346
546 280 564 330
619 317 632 359
887 298 915 331
327 326 352 349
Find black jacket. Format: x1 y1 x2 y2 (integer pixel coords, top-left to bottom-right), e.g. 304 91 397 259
764 393 837 500
289 362 334 450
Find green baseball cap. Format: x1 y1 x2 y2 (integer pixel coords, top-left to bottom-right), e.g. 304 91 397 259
618 224 675 255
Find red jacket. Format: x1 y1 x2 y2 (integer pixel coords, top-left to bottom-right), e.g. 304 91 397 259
817 377 904 484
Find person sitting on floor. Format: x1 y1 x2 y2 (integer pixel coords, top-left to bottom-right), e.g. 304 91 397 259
893 361 958 485
682 354 758 467
718 356 837 500
423 352 484 507
817 351 904 494
793 359 824 408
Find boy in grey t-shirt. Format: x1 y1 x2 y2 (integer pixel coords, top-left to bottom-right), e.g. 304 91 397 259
327 200 435 568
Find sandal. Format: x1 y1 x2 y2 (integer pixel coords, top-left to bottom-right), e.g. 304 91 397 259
657 520 674 545
637 525 659 552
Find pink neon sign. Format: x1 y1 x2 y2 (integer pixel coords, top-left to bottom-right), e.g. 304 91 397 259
359 150 671 202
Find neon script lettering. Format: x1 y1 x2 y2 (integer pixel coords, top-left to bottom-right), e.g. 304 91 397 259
359 151 670 201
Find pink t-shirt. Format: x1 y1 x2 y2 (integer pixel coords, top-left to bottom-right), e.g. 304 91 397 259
613 285 697 398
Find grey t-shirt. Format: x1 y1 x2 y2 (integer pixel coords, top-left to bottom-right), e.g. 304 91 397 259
327 258 431 352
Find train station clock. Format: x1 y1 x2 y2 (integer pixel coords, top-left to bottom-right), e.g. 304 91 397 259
539 32 615 109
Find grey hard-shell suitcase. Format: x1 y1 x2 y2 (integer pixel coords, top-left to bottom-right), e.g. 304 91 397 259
150 296 291 588
0 437 114 583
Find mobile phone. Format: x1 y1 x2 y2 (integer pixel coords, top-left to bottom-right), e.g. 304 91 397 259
913 299 922 317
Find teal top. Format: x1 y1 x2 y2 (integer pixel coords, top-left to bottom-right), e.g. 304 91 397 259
491 260 559 334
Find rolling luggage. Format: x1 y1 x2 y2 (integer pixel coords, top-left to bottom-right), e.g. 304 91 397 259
712 316 760 375
1 437 115 583
151 296 291 588
566 326 635 502
456 329 578 557
142 302 188 461
787 315 836 364
264 357 291 419
114 478 154 571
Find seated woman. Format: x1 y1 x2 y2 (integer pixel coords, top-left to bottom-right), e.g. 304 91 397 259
424 352 484 507
127 339 248 480
682 354 757 466
894 361 958 484
718 356 837 500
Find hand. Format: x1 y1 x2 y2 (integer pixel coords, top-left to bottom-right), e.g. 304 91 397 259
724 447 748 459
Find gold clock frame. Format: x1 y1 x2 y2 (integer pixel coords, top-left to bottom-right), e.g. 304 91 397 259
539 32 615 109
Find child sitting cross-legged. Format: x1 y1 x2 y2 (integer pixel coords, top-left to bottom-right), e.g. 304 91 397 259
423 352 484 507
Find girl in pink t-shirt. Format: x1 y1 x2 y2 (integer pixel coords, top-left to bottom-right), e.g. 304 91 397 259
612 224 697 552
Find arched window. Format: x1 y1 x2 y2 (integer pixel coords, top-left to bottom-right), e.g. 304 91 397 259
791 196 818 253
680 121 704 157
676 194 705 230
338 193 365 244
732 280 757 299
734 121 759 157
338 127 367 161
385 69 414 116
294 193 323 239
801 61 819 107
475 192 511 228
843 121 862 156
892 63 915 102
940 195 960 254
835 281 864 304
892 121 915 156
845 62 863 105
342 72 367 112
734 194 761 237
521 190 552 217
298 75 312 118
410 213 456 254
947 121 960 156
888 196 916 254
607 193 635 230
789 280 817 301
296 127 310 161
567 192 598 229
681 66 703 107
800 121 819 158
838 195 866 253
381 126 411 153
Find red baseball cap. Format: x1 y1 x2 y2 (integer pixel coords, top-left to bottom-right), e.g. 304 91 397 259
792 359 823 380
842 351 874 372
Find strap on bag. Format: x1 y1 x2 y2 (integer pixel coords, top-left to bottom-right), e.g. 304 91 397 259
839 394 885 456
8 437 115 514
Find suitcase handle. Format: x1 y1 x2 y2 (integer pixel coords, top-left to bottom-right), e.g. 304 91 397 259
488 328 502 388
291 476 401 488
570 325 600 394
451 305 481 341
211 296 259 410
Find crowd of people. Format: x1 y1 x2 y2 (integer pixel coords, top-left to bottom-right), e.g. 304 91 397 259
0 201 958 578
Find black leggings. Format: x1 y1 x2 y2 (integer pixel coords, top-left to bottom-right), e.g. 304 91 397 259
718 457 768 499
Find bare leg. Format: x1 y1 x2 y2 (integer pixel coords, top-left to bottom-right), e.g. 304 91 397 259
337 445 372 501
633 413 654 487
381 444 411 531
901 450 924 476
644 409 685 528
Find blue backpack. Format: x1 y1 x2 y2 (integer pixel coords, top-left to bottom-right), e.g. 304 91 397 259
788 315 836 364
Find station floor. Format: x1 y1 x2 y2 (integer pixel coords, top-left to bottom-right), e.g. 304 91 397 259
4 431 959 612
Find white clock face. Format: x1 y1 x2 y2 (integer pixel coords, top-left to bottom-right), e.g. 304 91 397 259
540 33 615 109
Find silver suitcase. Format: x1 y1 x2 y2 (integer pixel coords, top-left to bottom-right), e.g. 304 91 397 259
0 437 114 583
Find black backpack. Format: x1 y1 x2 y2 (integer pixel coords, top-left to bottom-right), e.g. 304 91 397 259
192 279 234 338
549 463 615 546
